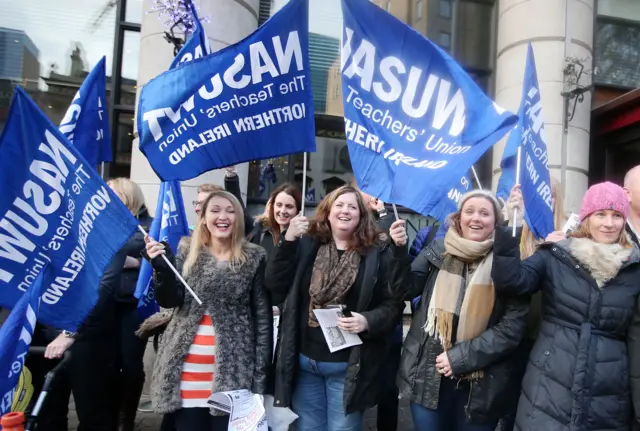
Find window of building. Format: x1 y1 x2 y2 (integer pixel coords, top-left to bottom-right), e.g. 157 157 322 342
439 0 452 18
0 0 141 178
439 31 452 50
595 1 640 88
417 0 423 20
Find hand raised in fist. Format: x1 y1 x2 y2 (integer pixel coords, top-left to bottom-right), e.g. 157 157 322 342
389 220 407 247
284 212 309 241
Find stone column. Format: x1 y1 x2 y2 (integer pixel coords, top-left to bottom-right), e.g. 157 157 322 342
130 0 260 225
492 0 595 213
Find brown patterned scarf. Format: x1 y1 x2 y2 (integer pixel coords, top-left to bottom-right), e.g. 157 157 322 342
425 228 495 380
308 243 361 327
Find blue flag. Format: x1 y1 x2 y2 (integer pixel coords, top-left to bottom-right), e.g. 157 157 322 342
59 57 112 167
134 3 205 319
170 2 211 69
0 88 139 331
0 263 49 416
496 44 554 239
428 173 472 223
340 0 516 216
138 0 316 182
134 181 190 319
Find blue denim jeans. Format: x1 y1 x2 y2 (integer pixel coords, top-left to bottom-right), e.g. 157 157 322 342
292 354 363 431
410 378 497 431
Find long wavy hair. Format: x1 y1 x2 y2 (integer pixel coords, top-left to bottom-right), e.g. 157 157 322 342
570 216 632 248
259 183 302 245
521 178 566 258
307 186 380 254
182 190 248 277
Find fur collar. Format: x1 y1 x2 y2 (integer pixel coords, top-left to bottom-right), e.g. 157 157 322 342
565 237 633 288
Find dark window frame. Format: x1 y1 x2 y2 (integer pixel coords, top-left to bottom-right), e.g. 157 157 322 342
108 0 140 178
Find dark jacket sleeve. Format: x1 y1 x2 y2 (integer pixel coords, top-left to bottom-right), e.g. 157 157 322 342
492 226 546 296
376 211 395 234
388 242 432 301
628 295 640 425
251 258 273 394
74 247 127 341
446 295 530 376
224 174 253 236
264 238 299 297
149 244 185 309
360 247 405 338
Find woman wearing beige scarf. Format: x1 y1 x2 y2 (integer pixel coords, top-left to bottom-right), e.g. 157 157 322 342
388 190 529 431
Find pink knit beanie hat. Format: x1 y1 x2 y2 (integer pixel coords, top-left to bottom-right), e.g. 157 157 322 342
579 182 629 222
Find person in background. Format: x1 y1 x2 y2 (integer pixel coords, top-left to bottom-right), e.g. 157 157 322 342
106 178 153 431
192 166 253 236
266 185 404 431
624 165 640 247
491 182 640 430
496 178 565 431
248 182 302 317
352 180 402 431
143 190 272 431
42 241 132 431
410 222 448 261
388 190 529 431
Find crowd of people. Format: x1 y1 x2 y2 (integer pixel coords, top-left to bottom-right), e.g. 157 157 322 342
11 164 640 431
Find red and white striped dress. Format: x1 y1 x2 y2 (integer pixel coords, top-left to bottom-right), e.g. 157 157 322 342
180 313 216 408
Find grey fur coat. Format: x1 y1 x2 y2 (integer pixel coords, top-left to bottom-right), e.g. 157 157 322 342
149 238 272 414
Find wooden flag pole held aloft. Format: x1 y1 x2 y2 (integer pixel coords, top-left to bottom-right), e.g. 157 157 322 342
137 225 202 305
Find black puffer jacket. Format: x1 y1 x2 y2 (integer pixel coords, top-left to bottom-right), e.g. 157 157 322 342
388 239 530 425
492 226 640 430
265 236 405 414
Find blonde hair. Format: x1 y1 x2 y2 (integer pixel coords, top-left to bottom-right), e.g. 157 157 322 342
570 218 632 248
182 190 248 278
108 178 145 217
197 183 223 194
520 177 565 258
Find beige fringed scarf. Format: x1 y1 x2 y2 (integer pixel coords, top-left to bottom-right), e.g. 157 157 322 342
425 228 495 380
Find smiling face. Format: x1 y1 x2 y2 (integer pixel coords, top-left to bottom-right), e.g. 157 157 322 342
204 195 236 241
273 191 297 228
328 192 361 238
459 197 496 242
587 209 625 244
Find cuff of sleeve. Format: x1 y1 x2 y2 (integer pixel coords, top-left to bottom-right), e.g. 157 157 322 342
446 345 467 376
391 242 409 258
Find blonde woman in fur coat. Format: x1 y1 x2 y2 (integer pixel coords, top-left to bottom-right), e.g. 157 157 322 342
492 182 640 430
143 190 272 431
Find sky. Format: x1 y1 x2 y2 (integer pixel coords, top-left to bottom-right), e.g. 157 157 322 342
0 0 143 88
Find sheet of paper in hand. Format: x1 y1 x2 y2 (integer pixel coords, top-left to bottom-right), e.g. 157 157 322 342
312 308 363 353
208 389 267 431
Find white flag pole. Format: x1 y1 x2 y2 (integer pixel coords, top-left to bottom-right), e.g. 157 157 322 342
300 153 308 215
471 166 482 190
512 146 522 237
392 204 400 221
100 162 105 179
137 225 202 305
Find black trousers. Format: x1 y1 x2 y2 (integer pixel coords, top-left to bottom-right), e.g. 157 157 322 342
160 408 230 431
26 335 118 431
377 340 402 431
114 302 147 427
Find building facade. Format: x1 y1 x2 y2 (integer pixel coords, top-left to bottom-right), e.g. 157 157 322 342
0 0 638 234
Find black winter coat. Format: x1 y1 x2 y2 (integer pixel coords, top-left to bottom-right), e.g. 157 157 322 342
388 239 530 425
492 226 640 430
116 207 152 303
265 236 405 414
